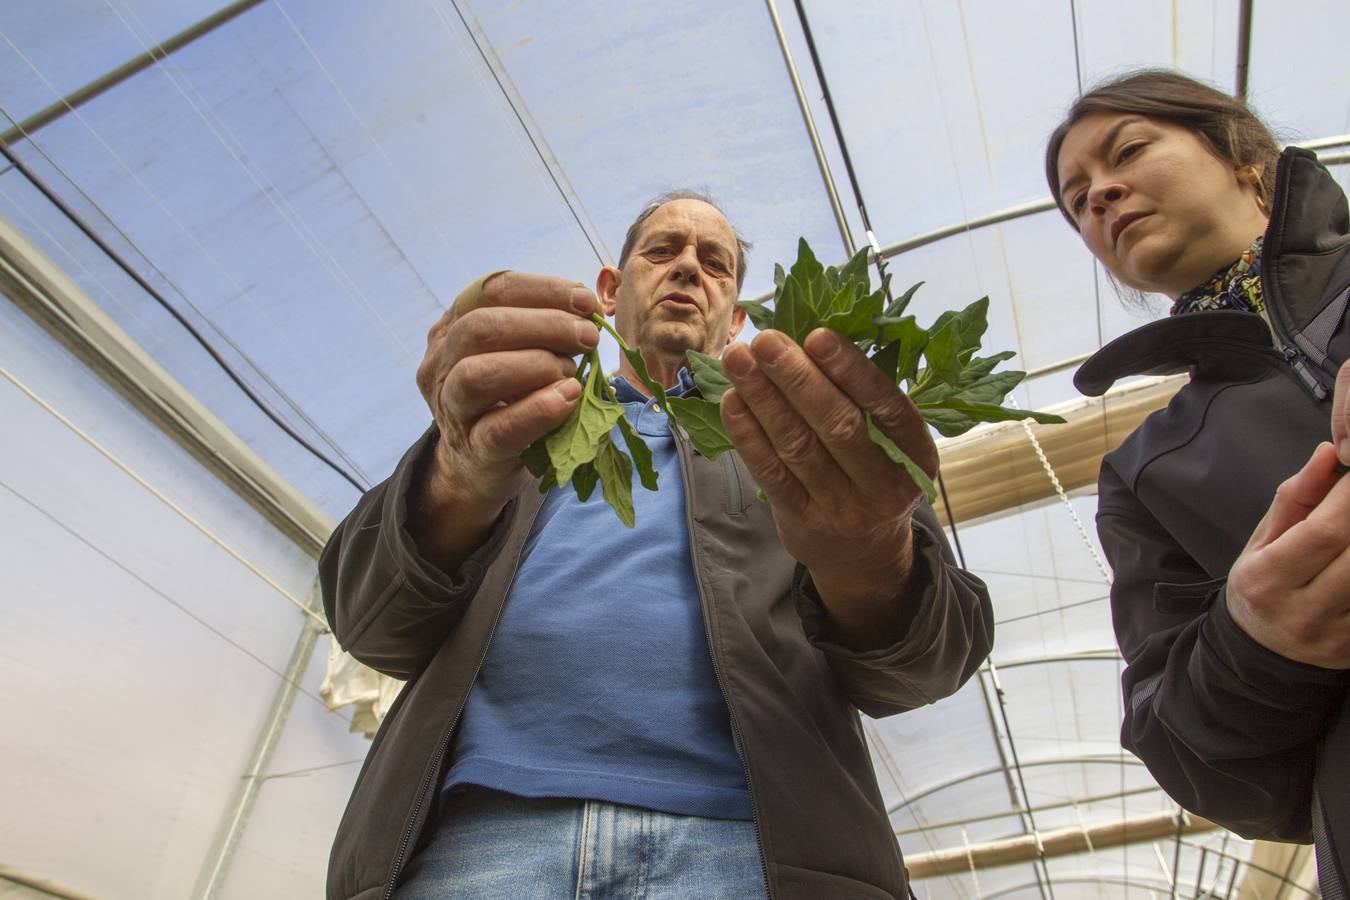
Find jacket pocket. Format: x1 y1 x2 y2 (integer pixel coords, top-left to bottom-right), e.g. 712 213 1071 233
720 452 753 516
1152 576 1226 616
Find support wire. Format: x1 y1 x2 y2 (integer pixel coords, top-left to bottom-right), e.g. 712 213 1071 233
0 135 368 494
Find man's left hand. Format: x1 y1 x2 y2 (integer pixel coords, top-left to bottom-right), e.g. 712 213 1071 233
720 327 938 649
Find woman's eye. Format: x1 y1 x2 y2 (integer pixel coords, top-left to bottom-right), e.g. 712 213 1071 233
1070 194 1086 215
1117 142 1143 163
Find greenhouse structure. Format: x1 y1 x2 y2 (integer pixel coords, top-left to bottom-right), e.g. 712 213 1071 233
2 1 1346 897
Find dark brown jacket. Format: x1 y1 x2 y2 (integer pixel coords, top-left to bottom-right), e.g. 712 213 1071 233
321 420 993 899
1076 148 1349 897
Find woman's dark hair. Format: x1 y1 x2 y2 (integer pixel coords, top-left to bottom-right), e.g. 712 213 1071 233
1045 69 1280 230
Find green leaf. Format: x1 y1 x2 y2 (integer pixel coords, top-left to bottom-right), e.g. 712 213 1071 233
666 396 735 459
874 315 928 385
870 340 901 383
739 300 774 331
955 370 1024 405
616 416 658 492
919 399 1066 434
866 413 936 502
821 290 883 343
835 246 871 292
620 345 667 406
521 435 553 479
957 351 1018 386
572 461 599 502
773 273 820 344
686 350 733 402
788 237 824 288
884 280 924 318
935 296 990 363
593 434 635 528
919 406 978 438
545 375 623 485
921 317 965 384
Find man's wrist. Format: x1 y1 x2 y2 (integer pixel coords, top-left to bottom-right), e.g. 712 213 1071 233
407 440 505 573
808 521 917 650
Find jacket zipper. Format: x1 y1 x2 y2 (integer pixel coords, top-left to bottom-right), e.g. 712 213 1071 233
1279 343 1331 400
1259 152 1335 402
381 499 547 900
673 428 774 899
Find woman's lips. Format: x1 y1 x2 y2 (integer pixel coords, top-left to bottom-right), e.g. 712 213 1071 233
1112 212 1151 246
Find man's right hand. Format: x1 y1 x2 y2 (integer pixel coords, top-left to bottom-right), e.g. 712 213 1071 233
409 271 599 571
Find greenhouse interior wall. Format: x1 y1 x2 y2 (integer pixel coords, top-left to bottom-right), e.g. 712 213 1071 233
2 1 1347 898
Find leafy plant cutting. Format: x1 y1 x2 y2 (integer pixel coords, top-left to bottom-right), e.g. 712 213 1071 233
522 238 1065 526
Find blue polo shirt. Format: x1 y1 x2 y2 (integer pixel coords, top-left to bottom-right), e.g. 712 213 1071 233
442 371 752 820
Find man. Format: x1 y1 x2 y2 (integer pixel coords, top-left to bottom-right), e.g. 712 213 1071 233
321 191 993 899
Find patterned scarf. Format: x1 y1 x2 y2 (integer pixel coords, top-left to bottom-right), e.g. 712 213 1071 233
1170 236 1265 316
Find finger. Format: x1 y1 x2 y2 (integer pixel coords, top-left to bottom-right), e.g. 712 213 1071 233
1332 359 1350 465
442 350 578 423
1247 442 1342 551
418 307 598 408
470 378 582 463
720 388 809 510
723 340 853 501
805 328 938 479
448 306 600 360
471 271 597 317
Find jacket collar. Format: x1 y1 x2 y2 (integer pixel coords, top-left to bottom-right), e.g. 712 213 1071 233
1074 147 1350 397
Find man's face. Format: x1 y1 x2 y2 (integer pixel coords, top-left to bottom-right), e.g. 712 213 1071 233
602 199 746 365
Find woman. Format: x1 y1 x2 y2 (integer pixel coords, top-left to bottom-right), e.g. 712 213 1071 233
1047 70 1348 895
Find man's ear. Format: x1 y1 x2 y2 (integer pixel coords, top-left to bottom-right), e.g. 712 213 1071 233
596 266 621 317
726 303 747 346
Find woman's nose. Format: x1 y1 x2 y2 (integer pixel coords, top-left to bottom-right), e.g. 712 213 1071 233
1089 183 1126 215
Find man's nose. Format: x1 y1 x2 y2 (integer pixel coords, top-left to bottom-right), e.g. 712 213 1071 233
671 247 701 284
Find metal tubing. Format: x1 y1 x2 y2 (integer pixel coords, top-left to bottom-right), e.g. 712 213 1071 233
0 866 104 900
0 0 267 146
904 808 1217 878
1235 0 1254 101
888 753 1147 814
192 580 327 899
762 0 856 257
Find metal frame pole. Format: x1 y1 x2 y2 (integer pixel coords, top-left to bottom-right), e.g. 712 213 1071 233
762 0 856 257
191 578 327 899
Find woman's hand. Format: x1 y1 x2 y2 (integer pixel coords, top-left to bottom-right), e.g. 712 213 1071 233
1225 360 1350 669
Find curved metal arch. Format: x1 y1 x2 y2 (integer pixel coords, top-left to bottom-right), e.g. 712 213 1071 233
969 875 1194 900
887 754 1146 815
992 648 1122 670
742 133 1350 306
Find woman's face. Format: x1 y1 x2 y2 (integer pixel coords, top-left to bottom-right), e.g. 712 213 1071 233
1056 112 1268 299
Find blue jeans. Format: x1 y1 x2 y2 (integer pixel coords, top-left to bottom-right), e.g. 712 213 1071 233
391 786 766 899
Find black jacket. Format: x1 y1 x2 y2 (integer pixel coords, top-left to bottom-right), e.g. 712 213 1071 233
320 416 993 899
1076 147 1349 896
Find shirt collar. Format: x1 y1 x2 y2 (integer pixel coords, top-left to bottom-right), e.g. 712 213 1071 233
611 366 698 403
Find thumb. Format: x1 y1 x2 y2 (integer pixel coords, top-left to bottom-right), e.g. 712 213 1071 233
1332 358 1350 466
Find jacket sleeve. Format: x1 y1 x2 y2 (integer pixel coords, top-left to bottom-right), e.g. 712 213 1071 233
792 501 994 718
1098 463 1348 842
319 426 516 680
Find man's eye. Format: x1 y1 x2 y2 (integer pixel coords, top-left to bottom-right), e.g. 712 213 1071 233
705 258 729 274
646 247 673 258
